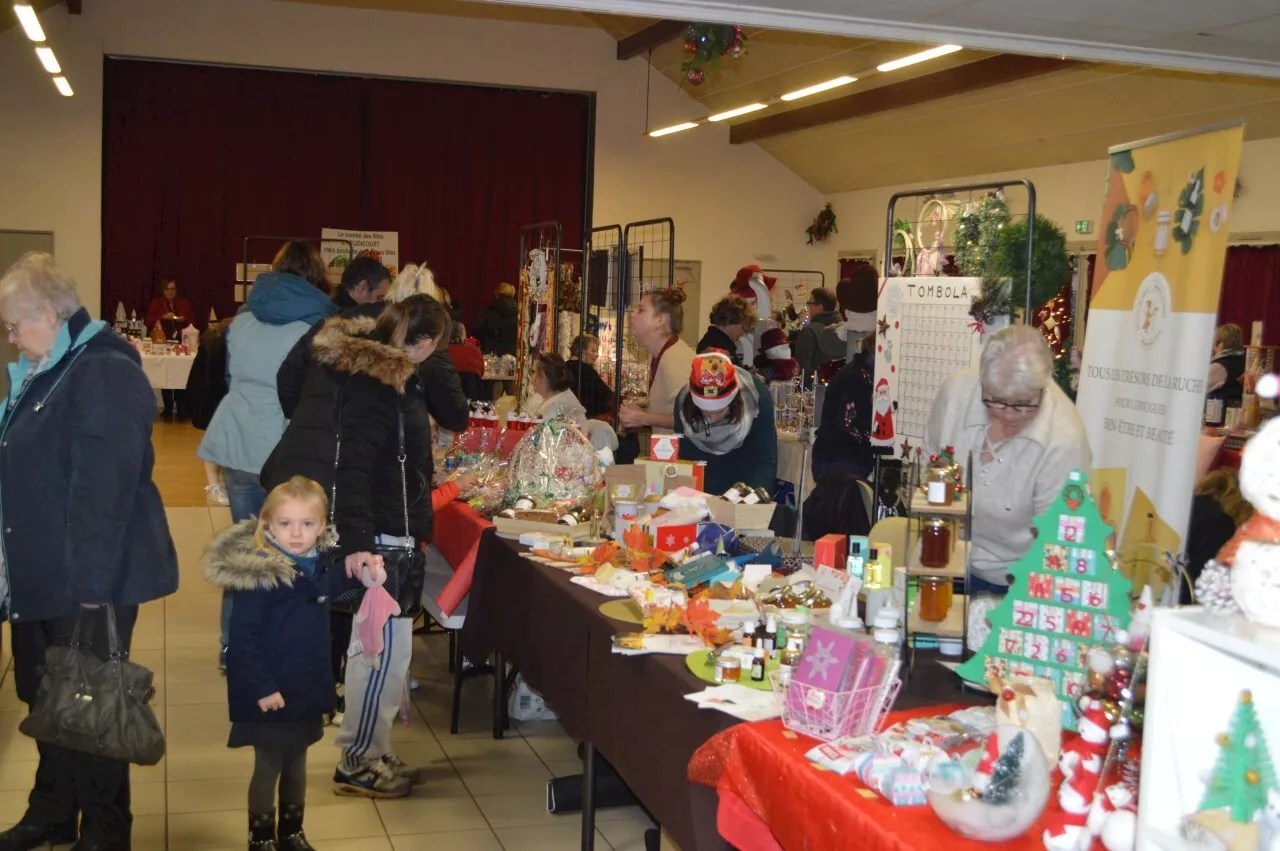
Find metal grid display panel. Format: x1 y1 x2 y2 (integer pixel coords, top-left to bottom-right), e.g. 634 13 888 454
618 219 675 408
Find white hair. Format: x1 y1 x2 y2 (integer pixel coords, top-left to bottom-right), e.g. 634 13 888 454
980 324 1052 398
0 252 81 321
387 262 443 304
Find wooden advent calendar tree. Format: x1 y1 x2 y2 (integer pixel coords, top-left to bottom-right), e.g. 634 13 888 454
957 470 1133 731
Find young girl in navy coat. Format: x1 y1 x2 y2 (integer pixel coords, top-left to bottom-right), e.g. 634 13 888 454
204 476 385 851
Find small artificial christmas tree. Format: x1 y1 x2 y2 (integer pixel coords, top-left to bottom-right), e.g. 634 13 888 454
957 470 1133 731
1199 690 1278 823
983 732 1025 805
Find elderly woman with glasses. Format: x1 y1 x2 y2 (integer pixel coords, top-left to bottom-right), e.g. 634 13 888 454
0 253 178 851
926 324 1091 597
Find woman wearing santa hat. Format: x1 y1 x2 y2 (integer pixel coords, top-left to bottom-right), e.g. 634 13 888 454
672 351 777 495
927 325 1091 597
753 328 800 385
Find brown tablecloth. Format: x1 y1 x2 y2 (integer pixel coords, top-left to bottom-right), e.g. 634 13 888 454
458 534 988 851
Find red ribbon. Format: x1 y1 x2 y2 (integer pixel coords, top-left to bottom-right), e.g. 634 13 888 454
967 320 986 335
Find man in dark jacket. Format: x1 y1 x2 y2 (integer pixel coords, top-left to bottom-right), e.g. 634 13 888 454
333 255 392 309
474 283 518 356
794 287 840 377
0 253 178 851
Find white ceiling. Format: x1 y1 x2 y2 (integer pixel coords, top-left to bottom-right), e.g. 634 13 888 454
478 0 1280 79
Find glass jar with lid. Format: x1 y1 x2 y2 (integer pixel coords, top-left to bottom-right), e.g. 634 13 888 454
925 465 954 505
920 519 952 568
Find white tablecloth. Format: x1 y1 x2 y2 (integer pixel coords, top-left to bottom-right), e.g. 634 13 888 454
140 353 195 390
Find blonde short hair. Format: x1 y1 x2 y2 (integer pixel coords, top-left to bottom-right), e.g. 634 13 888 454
0 252 81 321
496 282 516 299
1215 323 1243 351
253 476 328 551
979 325 1052 399
387 263 444 304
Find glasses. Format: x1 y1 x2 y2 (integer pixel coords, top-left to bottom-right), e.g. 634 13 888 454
982 395 1042 414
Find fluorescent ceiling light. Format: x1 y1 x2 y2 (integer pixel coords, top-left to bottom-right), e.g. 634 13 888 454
707 103 767 122
781 76 857 101
648 122 698 137
13 4 46 42
35 46 60 74
53 75 73 97
877 44 962 73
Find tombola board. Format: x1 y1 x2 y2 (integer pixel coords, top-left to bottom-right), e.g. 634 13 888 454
871 277 1001 461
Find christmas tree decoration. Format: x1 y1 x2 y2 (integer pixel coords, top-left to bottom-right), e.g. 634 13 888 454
1198 690 1278 823
954 192 1010 280
926 727 1051 841
805 203 838 245
679 23 747 86
992 215 1070 313
956 470 1133 731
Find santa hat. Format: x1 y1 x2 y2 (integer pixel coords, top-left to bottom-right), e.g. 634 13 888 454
688 352 740 412
1079 699 1110 738
733 265 777 290
760 328 789 352
1063 770 1100 814
875 377 889 393
975 732 1001 776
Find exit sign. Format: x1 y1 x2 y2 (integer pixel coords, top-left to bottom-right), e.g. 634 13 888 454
1075 220 1094 234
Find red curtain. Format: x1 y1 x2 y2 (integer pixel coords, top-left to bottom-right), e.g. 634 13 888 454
1218 245 1280 345
102 59 590 328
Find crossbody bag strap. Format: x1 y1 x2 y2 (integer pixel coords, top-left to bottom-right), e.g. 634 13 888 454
397 404 410 540
329 382 350 525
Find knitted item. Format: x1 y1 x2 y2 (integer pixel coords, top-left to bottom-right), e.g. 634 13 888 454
1195 561 1240 614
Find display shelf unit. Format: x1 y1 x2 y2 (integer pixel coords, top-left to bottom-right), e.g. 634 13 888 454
907 592 967 639
907 539 969 579
1137 607 1280 851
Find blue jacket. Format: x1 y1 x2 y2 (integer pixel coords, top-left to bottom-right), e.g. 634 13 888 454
0 308 178 622
203 520 356 724
198 273 336 476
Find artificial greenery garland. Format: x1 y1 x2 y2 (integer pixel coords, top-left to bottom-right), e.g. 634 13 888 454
993 216 1070 312
680 24 746 85
806 203 837 244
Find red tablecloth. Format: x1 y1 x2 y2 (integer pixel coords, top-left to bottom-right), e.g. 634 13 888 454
433 500 493 616
689 705 1057 851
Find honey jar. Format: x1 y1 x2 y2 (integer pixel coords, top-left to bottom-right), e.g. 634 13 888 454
920 519 952 569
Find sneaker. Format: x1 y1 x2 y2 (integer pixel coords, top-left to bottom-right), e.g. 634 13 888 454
333 761 411 798
381 751 418 782
327 711 344 727
408 676 421 691
205 483 230 506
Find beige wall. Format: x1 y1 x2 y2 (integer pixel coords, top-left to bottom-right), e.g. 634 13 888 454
0 0 828 324
822 136 1280 267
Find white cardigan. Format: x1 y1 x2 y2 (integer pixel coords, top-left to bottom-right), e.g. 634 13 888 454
925 369 1092 586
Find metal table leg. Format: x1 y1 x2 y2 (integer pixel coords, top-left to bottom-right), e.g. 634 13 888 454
493 652 505 740
581 741 597 850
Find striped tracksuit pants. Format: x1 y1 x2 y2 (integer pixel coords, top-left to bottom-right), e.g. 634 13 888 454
336 616 413 773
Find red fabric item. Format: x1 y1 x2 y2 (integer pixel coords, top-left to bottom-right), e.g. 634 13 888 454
433 501 493 617
431 481 460 512
145 296 195 328
690 706 1058 851
1218 244 1280 345
449 342 485 376
715 780 783 851
101 59 589 328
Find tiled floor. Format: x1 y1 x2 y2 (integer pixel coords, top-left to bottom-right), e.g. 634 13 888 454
0 501 656 850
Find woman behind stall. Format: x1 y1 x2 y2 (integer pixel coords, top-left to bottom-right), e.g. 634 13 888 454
618 287 696 435
673 351 777 495
926 324 1091 597
1183 468 1253 603
696 295 756 367
565 333 614 421
1206 322 1246 411
532 353 618 453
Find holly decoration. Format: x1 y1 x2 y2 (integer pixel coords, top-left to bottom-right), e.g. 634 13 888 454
806 203 838 245
956 470 1133 731
927 445 965 496
981 732 1025 805
680 23 746 86
1199 690 1278 823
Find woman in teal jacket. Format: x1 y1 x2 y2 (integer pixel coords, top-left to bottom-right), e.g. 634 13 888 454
198 240 336 666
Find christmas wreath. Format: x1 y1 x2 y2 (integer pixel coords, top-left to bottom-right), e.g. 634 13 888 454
806 203 837 245
681 24 746 86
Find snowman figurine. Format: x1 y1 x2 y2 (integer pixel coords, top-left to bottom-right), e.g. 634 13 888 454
1217 391 1280 629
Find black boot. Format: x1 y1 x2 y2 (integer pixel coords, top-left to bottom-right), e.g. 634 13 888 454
277 804 314 851
249 810 278 851
0 822 78 851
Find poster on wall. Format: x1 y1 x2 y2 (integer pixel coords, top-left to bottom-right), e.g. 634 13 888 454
872 277 999 463
320 228 400 287
1074 120 1245 602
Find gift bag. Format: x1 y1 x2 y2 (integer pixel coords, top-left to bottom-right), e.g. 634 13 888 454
20 606 165 765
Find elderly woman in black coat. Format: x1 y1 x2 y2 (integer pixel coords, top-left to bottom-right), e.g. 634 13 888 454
0 253 178 851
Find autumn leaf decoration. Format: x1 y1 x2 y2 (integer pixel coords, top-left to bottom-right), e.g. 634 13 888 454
622 524 668 574
683 598 734 646
578 541 619 575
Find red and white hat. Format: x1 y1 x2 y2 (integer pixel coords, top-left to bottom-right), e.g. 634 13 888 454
688 352 740 412
760 327 790 353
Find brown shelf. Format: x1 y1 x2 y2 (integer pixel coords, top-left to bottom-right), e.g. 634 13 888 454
908 539 968 579
908 593 967 638
907 492 968 518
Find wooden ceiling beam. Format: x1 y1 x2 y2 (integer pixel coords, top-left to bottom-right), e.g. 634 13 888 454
730 54 1081 145
67 0 82 14
616 19 687 61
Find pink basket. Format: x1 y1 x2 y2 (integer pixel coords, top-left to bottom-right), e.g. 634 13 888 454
770 671 901 742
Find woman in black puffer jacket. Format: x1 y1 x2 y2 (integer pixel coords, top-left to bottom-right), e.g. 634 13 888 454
260 294 450 795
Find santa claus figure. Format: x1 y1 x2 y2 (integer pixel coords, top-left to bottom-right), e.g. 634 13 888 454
1043 769 1100 851
731 265 779 366
870 378 896 446
1059 699 1110 781
753 328 800 384
1087 781 1138 851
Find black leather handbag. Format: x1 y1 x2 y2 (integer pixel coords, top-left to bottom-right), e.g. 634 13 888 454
20 606 165 765
329 406 426 618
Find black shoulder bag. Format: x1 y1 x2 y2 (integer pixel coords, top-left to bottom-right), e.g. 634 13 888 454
329 402 427 618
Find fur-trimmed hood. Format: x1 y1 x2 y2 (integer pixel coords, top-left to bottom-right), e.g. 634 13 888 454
203 519 338 592
311 314 417 393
